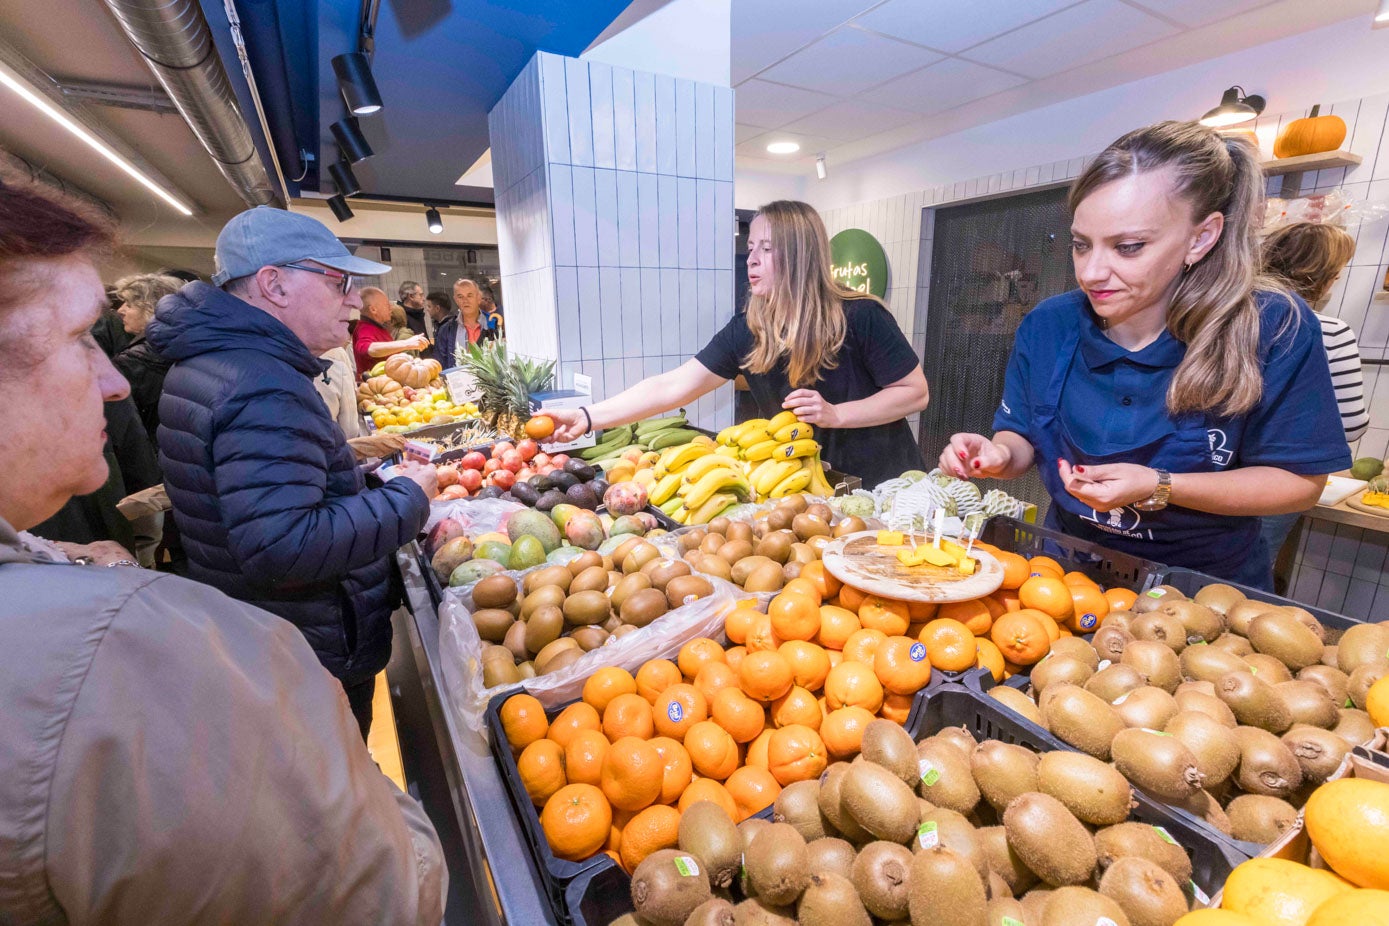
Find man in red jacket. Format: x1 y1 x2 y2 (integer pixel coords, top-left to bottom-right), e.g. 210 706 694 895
354 286 427 377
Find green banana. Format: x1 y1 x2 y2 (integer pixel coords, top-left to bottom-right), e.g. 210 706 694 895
690 492 737 525
634 414 688 437
646 428 706 450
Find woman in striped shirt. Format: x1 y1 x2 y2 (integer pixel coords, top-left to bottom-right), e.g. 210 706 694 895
1260 222 1367 562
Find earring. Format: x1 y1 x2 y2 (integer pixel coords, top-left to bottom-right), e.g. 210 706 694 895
1182 261 1194 275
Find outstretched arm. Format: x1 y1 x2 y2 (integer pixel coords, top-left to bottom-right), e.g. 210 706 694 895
549 359 727 442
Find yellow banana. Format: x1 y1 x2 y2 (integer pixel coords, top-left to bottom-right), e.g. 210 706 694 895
683 471 751 510
772 439 819 461
767 410 800 433
650 472 683 506
690 492 738 525
754 459 799 496
736 421 773 449
661 442 712 474
769 468 812 498
714 444 742 459
670 505 688 524
715 423 744 445
692 435 717 448
682 454 744 483
747 458 778 489
744 439 781 462
772 422 814 442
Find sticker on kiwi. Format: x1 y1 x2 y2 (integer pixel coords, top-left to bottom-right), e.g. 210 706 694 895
1188 636 1205 646
1346 697 1355 708
1112 692 1130 705
667 702 684 723
919 760 940 787
1189 880 1209 904
1097 659 1112 670
1146 588 1167 598
917 821 939 849
682 594 698 605
1249 665 1257 675
1141 728 1171 737
910 642 927 663
1151 825 1178 845
673 855 700 877
1001 919 1025 926
1097 919 1120 926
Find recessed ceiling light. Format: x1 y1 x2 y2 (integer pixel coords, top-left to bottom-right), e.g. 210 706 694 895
766 141 800 155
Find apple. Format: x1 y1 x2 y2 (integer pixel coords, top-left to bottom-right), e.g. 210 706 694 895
551 453 571 467
490 469 516 490
458 468 483 492
459 451 487 471
533 452 551 468
516 439 539 462
492 441 515 460
483 458 501 476
501 449 524 472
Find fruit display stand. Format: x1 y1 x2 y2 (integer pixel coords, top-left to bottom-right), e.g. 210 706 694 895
980 516 1166 593
1158 567 1361 632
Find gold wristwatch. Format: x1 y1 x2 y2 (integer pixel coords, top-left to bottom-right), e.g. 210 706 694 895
1135 468 1171 511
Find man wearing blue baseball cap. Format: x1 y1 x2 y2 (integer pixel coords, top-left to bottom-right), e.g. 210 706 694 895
148 206 438 738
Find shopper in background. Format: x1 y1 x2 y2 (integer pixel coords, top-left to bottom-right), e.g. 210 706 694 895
397 279 430 337
111 272 179 447
91 290 131 357
1258 221 1368 565
481 288 504 338
316 287 410 460
548 200 931 489
148 206 438 738
425 289 457 367
940 121 1348 589
354 285 429 378
454 277 497 348
0 178 446 925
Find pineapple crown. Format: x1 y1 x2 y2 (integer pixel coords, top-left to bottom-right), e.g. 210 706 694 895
456 341 555 427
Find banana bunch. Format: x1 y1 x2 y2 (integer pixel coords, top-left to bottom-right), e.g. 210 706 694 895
715 411 836 501
650 439 750 524
576 411 705 462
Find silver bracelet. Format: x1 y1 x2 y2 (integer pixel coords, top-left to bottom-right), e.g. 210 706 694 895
105 560 141 568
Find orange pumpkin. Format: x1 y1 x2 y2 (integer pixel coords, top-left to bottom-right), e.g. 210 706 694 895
384 353 443 388
356 374 407 409
1274 105 1346 159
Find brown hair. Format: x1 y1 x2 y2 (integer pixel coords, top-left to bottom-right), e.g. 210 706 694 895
744 200 874 388
1069 121 1280 418
113 272 182 324
1262 222 1356 305
0 173 113 317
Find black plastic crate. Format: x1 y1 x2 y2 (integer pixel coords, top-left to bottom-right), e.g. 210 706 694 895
1159 568 1363 633
906 684 1248 901
981 516 1165 593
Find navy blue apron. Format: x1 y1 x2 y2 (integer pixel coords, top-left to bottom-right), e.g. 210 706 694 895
1031 324 1271 589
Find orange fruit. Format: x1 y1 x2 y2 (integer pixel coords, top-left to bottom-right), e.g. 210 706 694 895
500 693 549 751
875 635 935 694
1104 588 1138 611
564 729 610 787
636 659 683 704
724 606 759 645
746 727 775 768
1018 575 1073 620
820 706 875 759
547 702 601 749
770 685 823 730
993 589 1022 613
817 605 861 650
781 576 823 604
920 618 977 673
583 667 638 715
518 738 567 806
601 737 664 811
739 649 795 703
800 561 842 600
824 660 885 713
826 650 843 669
858 596 910 636
724 645 748 673
1062 570 1100 589
1027 556 1065 579
618 803 682 873
779 639 832 691
1030 608 1062 642
767 723 829 786
684 720 740 780
652 683 709 739
711 686 767 743
842 628 888 666
938 599 993 636
745 613 781 653
990 611 1050 665
541 783 612 861
1068 585 1110 633
693 661 739 704
678 778 739 820
839 585 868 613
769 591 821 641
974 637 1006 682
606 808 632 854
648 736 694 805
603 692 655 742
880 692 914 724
677 637 726 679
907 600 939 622
996 551 1029 590
725 765 783 821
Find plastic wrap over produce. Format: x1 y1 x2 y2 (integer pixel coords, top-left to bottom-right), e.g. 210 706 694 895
438 569 740 734
424 496 523 536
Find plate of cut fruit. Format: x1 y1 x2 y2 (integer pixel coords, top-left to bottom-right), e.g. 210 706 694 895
820 530 1004 603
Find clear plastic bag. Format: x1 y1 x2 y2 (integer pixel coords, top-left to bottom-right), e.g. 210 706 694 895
424 496 524 537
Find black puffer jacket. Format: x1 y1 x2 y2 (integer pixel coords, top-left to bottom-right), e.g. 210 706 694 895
112 335 171 447
147 283 429 684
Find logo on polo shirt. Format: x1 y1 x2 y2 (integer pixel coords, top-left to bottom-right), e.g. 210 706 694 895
1207 429 1232 467
1081 505 1152 539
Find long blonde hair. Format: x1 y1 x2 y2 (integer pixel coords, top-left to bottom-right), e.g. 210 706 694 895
1069 121 1281 418
744 200 875 388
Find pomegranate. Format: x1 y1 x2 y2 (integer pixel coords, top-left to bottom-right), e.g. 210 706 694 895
516 439 539 461
458 469 483 492
533 452 551 468
551 453 570 466
459 451 487 471
491 469 516 490
483 458 501 476
435 465 460 489
491 441 514 460
500 449 524 472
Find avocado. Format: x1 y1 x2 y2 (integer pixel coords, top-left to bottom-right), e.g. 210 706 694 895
529 473 553 492
549 471 580 490
535 488 568 512
566 482 599 510
510 483 541 507
563 459 597 481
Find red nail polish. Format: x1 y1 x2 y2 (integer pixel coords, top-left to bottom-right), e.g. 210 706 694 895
1076 466 1085 473
972 460 980 469
958 452 966 460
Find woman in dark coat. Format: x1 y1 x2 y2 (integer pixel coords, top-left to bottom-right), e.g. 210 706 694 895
111 273 179 446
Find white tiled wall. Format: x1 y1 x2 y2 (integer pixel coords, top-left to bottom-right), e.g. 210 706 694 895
491 52 737 432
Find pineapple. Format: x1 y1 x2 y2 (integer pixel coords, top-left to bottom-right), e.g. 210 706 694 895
456 341 555 437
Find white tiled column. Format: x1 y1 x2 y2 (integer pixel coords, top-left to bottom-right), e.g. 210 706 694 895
490 52 736 431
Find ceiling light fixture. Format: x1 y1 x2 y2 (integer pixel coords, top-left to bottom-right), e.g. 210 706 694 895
815 154 827 180
1376 0 1389 26
330 117 373 163
327 194 353 222
332 52 383 115
766 141 800 155
1199 86 1266 128
426 206 443 235
0 62 193 215
328 160 361 197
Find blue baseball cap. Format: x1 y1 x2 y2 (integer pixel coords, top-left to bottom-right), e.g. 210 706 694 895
211 205 390 286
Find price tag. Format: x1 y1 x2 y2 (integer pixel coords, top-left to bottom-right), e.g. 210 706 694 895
403 439 439 464
1152 826 1178 845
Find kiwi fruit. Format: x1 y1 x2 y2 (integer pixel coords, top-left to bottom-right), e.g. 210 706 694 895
1172 788 1232 834
739 816 771 853
1163 711 1240 787
1037 751 1133 825
1174 679 1216 696
1120 641 1183 692
1031 656 1095 695
1130 612 1190 653
481 654 521 687
679 800 744 889
834 515 868 537
971 741 1041 813
1132 585 1185 614
698 556 734 582
1092 625 1135 662
685 898 736 926
1098 856 1187 926
1050 636 1102 669
1164 599 1225 643
987 897 1029 926
1085 663 1148 702
1193 583 1244 615
1111 686 1180 730
648 559 692 592
934 724 979 757
989 686 1044 725
842 760 920 843
1040 886 1132 926
1111 728 1204 802
471 608 515 643
1020 888 1055 924
1296 664 1350 706
744 562 786 593
569 625 610 651
630 848 713 926
1105 610 1137 632
521 584 568 620
1039 684 1125 760
755 532 794 564
731 555 774 586
732 898 797 926
1093 822 1192 884
1281 606 1327 642
852 840 914 921
610 572 651 610
914 807 988 883
1172 688 1237 727
1243 653 1293 684
1337 623 1389 674
907 847 989 926
860 719 921 786
532 636 579 672
1321 644 1340 668
502 620 529 662
978 823 1039 896
1216 671 1292 733
986 869 1011 901
803 837 856 880
569 564 610 595
1003 792 1096 886
781 560 805 582
1247 611 1324 671
667 574 714 608
1232 726 1303 799
818 763 870 844
1226 794 1298 844
562 589 611 626
1348 660 1389 709
744 822 810 906
568 549 604 574
1226 598 1274 636
773 781 830 842
796 872 871 926
620 587 669 627
539 648 583 675
1281 724 1352 783
1333 707 1377 746
472 573 520 609
1179 645 1252 684
1275 680 1338 729
915 739 981 815
1210 632 1255 657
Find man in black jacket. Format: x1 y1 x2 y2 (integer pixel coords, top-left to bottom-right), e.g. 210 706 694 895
396 280 429 337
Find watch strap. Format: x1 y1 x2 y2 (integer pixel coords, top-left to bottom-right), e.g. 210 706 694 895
1135 468 1172 511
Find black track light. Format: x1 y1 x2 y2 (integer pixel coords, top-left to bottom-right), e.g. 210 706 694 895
1199 86 1266 128
426 206 443 234
327 194 353 222
328 160 361 197
330 117 373 163
332 52 383 116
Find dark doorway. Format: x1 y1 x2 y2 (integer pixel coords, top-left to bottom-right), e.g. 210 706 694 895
917 186 1074 515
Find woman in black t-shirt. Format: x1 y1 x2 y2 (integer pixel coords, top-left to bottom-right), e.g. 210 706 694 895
548 200 930 489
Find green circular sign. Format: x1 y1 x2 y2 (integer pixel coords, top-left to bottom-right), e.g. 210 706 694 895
829 228 889 299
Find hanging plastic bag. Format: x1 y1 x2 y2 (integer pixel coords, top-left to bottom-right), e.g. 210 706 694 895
423 496 524 539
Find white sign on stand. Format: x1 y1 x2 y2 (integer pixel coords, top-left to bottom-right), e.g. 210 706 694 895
443 367 480 406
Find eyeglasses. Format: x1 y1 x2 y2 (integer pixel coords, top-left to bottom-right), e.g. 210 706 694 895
279 262 355 295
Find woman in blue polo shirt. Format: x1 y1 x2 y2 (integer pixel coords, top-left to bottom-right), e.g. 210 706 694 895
940 121 1348 589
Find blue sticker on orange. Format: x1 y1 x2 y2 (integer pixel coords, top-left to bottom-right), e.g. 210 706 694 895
910 642 927 662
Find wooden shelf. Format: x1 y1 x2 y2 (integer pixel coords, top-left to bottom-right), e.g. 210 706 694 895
1261 149 1363 176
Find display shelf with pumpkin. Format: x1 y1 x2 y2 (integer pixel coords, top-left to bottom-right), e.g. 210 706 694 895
383 352 443 389
356 374 407 409
1274 104 1347 159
